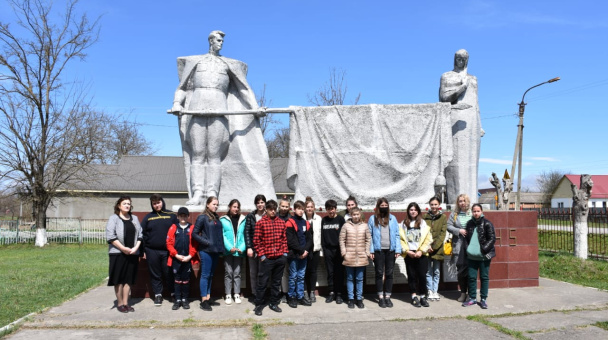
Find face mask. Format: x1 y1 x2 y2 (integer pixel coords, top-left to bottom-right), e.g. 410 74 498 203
379 207 389 214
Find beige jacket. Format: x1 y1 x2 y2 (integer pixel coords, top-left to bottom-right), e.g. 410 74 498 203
339 219 371 267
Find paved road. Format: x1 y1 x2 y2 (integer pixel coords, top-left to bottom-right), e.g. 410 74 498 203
4 278 608 339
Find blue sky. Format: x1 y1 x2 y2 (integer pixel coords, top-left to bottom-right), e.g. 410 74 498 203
8 0 607 191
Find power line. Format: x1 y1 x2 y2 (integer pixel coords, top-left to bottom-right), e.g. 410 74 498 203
527 78 608 102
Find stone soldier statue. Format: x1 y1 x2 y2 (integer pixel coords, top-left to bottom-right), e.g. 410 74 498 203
171 30 275 207
439 49 482 204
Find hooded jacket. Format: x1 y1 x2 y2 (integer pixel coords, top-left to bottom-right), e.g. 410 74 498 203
423 211 448 260
141 198 178 251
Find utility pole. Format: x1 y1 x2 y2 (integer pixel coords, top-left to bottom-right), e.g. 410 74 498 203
511 77 560 209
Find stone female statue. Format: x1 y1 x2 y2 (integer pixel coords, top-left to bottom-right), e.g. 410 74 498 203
439 49 482 204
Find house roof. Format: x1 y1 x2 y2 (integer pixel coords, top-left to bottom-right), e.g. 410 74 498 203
563 174 608 199
68 156 292 194
478 191 545 205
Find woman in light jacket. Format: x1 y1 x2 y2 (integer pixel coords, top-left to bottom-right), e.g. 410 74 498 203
304 196 323 302
400 202 432 308
368 197 401 308
220 199 246 305
106 196 142 313
340 207 371 309
447 194 473 302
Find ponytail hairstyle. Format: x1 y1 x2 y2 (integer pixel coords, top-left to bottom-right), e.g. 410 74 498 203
305 196 315 218
203 196 219 221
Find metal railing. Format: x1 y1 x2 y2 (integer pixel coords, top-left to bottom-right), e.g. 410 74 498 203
537 208 607 260
0 218 107 245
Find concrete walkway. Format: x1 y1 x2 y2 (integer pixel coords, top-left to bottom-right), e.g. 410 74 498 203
5 278 608 339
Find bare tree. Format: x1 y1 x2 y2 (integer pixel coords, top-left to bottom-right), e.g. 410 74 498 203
266 127 290 158
256 83 277 138
0 0 101 246
108 118 156 164
536 169 567 204
308 67 361 106
0 187 19 218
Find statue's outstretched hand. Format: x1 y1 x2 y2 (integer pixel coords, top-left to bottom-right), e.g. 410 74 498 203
171 103 183 113
255 107 268 118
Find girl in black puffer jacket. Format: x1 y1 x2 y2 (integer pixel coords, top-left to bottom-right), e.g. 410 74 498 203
461 204 495 310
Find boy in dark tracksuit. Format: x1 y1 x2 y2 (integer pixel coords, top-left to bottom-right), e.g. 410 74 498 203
322 199 346 304
166 207 198 310
285 200 313 308
141 194 178 305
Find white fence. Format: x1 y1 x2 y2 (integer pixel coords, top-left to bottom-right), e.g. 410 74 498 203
0 218 107 245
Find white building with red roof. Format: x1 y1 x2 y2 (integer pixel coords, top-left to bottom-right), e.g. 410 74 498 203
551 174 608 209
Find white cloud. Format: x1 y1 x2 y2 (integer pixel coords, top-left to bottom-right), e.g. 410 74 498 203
480 158 512 165
529 157 560 162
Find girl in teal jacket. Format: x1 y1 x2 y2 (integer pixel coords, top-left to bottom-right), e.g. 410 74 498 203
220 199 247 304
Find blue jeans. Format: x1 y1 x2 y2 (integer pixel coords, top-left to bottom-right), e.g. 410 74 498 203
346 266 365 300
426 258 441 293
288 257 307 299
199 251 219 297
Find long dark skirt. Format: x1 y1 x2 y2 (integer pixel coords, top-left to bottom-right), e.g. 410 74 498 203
108 253 139 286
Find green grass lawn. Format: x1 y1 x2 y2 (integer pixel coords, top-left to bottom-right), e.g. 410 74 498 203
539 251 608 291
0 243 108 328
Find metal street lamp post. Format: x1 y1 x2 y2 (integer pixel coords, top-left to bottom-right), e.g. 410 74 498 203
511 77 560 209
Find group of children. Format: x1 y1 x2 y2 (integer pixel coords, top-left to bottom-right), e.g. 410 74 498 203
160 193 496 315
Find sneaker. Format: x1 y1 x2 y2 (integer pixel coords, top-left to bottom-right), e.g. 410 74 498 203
281 294 287 304
356 300 365 309
462 298 477 307
478 299 488 309
420 297 429 307
288 297 298 308
348 300 355 309
457 292 467 302
268 303 282 313
428 291 435 301
200 300 212 311
325 292 335 303
234 294 242 304
411 296 421 308
125 305 135 312
378 297 386 308
335 294 344 304
310 292 317 303
172 300 181 310
210 300 220 306
117 305 128 313
182 300 190 309
154 294 163 306
298 297 312 306
303 291 309 300
225 295 233 305
435 291 441 301
254 305 263 316
385 297 393 308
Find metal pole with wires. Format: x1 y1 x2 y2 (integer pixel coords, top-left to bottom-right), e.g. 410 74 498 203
511 77 560 209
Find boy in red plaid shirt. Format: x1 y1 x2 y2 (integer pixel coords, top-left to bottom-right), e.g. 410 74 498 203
253 200 288 316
